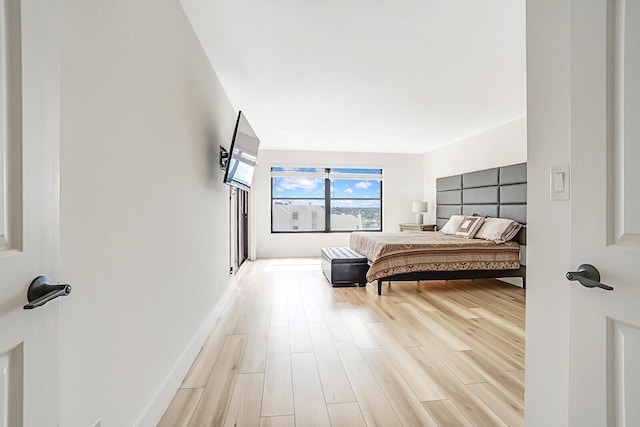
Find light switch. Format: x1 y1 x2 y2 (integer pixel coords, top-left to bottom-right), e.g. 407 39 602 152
551 165 570 201
554 172 565 192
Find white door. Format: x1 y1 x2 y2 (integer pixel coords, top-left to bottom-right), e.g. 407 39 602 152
569 0 640 425
0 0 61 425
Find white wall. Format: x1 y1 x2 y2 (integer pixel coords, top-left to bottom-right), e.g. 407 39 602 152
524 0 571 424
422 117 527 225
254 150 423 258
59 1 237 426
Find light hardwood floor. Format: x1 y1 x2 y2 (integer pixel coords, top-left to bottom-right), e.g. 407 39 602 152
158 258 525 427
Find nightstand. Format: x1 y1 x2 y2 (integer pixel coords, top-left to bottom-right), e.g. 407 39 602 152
399 223 436 232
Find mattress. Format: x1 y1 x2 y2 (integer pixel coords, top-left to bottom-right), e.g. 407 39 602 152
349 231 521 282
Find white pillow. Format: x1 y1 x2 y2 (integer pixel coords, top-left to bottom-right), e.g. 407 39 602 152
453 215 485 239
440 214 465 235
475 217 523 243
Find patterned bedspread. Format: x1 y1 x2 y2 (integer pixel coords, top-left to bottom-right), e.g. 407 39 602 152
349 231 521 282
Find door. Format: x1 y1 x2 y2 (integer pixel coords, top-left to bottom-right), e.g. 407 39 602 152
569 0 640 425
0 0 61 425
230 187 249 274
237 188 248 268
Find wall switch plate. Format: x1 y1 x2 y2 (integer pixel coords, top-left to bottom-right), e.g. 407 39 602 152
551 164 570 201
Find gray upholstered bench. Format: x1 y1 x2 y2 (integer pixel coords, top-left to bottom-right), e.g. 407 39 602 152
321 247 369 287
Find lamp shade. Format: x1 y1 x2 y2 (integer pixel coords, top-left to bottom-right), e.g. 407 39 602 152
412 201 428 213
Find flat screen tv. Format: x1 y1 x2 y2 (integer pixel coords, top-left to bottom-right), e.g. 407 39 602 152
223 111 260 191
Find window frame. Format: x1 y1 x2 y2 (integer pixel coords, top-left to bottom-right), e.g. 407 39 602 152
270 167 383 233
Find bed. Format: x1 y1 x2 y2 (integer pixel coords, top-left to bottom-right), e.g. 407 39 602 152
350 162 527 295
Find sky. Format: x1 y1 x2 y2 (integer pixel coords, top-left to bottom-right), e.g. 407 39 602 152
272 168 382 199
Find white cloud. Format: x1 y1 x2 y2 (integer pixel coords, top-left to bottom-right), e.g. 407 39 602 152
355 181 372 190
344 188 353 194
278 177 321 192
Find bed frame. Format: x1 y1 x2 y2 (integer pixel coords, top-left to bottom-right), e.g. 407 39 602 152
376 162 527 295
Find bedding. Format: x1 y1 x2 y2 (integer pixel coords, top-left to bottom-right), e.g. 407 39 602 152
474 217 523 243
452 215 485 238
350 231 520 283
439 214 465 235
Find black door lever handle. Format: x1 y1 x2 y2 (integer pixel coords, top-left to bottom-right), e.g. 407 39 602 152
23 276 72 309
566 264 613 291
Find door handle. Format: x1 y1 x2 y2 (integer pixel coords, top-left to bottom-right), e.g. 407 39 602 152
23 276 72 309
566 264 613 291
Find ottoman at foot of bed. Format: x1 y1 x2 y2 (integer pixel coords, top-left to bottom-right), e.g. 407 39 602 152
321 247 369 287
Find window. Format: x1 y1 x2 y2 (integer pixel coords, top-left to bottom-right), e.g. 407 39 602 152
271 167 383 233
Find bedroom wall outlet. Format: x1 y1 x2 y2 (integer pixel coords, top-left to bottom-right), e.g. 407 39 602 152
551 164 570 201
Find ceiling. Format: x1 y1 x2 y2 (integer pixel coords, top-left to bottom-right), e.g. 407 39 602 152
180 0 526 154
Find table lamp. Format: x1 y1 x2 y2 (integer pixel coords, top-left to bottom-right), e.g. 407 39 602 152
412 201 428 225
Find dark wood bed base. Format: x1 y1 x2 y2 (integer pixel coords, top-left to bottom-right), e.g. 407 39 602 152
374 265 527 295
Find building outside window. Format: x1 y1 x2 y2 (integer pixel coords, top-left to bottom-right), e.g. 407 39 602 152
271 167 383 233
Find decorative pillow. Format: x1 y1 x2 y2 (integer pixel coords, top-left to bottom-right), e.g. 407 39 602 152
454 215 485 238
440 214 465 235
475 217 523 243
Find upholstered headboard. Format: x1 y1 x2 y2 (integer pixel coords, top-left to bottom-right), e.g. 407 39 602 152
436 162 527 244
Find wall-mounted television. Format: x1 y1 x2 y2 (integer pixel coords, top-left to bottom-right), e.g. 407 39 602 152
222 111 260 191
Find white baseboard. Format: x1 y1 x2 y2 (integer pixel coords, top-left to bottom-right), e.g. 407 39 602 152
133 282 236 427
499 277 525 288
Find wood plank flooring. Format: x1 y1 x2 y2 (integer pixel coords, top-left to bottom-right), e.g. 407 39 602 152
158 258 525 427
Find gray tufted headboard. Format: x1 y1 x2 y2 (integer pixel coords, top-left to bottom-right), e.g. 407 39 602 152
436 162 527 245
